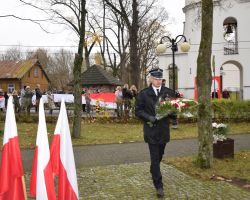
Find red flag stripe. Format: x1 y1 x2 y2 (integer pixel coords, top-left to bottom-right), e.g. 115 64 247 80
58 158 78 200
50 135 60 176
50 135 78 200
43 160 56 200
0 137 25 200
89 93 116 102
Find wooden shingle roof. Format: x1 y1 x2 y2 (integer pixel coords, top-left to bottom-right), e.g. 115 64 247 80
0 59 38 79
81 64 122 86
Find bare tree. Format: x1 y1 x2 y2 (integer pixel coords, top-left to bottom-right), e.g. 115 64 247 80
85 1 130 82
137 5 169 88
0 47 24 61
30 0 87 138
92 0 164 88
103 0 141 88
102 10 130 81
26 48 51 69
48 49 74 90
14 0 86 137
0 13 49 32
196 0 214 168
25 48 74 90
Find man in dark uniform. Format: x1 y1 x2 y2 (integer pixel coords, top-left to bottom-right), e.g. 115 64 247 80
135 68 176 198
35 84 42 113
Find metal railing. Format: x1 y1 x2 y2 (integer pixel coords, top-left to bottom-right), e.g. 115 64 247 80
224 41 238 55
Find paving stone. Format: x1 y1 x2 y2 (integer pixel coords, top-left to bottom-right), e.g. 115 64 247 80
24 162 250 199
77 162 250 200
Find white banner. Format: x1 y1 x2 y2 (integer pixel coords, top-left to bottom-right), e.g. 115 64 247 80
40 94 117 109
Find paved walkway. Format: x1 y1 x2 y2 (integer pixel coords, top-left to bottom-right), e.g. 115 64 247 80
21 133 250 170
19 133 250 199
77 162 250 199
23 162 250 200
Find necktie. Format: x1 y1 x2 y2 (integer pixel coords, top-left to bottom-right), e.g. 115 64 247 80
156 89 160 96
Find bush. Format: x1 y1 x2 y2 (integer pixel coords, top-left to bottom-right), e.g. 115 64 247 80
211 100 250 122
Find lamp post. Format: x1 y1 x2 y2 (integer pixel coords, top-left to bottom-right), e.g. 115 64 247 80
220 66 224 94
156 35 190 91
212 55 216 98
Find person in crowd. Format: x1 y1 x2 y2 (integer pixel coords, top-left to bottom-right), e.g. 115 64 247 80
4 91 9 110
135 68 176 198
85 90 92 117
130 85 138 98
212 90 218 99
47 90 56 115
122 83 132 118
12 90 21 113
222 89 230 99
81 88 86 112
20 85 26 110
95 88 100 93
0 89 4 111
35 84 42 112
22 86 34 115
115 86 123 118
130 85 138 117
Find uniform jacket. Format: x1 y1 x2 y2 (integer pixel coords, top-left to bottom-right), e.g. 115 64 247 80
135 86 176 144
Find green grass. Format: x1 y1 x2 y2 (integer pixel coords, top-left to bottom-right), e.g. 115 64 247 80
164 151 250 183
0 121 249 149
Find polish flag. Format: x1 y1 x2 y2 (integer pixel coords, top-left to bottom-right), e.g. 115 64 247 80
30 98 56 200
0 96 26 200
50 99 79 200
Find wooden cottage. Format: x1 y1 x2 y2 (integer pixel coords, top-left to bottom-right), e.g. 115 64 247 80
0 59 50 93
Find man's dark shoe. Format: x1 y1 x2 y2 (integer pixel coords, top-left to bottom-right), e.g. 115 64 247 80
156 188 164 198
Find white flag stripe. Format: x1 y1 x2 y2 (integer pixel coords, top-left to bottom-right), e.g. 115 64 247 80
36 98 50 200
55 99 79 199
3 96 18 145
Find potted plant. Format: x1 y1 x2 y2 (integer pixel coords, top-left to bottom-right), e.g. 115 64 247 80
212 122 234 158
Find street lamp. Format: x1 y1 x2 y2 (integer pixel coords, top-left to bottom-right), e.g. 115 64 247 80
156 35 190 91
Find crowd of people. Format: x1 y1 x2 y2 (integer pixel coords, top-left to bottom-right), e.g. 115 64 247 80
0 84 56 115
212 89 231 99
115 83 138 118
80 84 138 118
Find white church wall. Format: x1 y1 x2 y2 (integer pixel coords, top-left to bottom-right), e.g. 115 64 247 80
158 0 250 100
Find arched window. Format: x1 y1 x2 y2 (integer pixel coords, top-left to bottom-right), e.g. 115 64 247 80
223 17 238 55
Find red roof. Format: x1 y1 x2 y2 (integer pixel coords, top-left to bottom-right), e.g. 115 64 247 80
0 59 38 79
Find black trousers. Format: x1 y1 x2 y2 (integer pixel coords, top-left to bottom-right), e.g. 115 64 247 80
148 143 166 189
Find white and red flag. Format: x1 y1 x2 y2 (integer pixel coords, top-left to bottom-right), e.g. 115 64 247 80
0 96 26 200
50 99 79 200
30 98 56 200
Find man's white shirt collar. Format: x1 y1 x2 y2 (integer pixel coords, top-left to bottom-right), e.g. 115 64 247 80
152 86 161 96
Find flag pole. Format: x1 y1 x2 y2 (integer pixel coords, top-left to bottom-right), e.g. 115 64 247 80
22 176 28 200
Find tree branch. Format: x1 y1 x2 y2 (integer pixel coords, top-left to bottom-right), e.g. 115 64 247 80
0 15 50 33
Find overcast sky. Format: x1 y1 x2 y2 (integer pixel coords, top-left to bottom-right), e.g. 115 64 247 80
0 0 185 53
